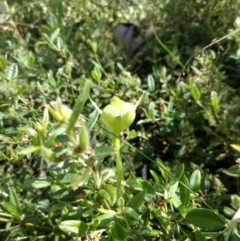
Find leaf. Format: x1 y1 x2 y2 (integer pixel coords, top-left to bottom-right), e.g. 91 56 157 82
190 83 201 101
87 110 99 131
147 74 155 92
9 189 22 217
58 220 88 235
174 163 185 181
122 207 139 220
22 177 54 189
105 184 117 206
180 175 190 206
138 179 155 195
19 146 41 155
190 169 201 193
71 169 92 190
111 222 127 241
6 63 18 80
2 201 21 220
132 226 159 237
95 146 116 160
211 91 219 112
66 79 91 133
185 208 226 230
127 191 145 210
167 181 179 198
98 189 112 206
0 55 7 71
91 65 102 82
150 170 165 188
194 230 206 241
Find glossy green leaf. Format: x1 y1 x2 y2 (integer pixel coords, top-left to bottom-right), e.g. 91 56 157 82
66 79 91 133
9 189 22 217
127 191 145 210
58 220 88 235
111 222 127 241
180 175 190 206
2 201 21 220
185 208 226 230
22 177 54 189
190 169 201 193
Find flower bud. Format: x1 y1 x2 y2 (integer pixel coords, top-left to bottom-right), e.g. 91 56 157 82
100 96 136 136
79 126 90 152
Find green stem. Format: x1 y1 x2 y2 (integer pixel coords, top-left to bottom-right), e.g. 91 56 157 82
113 136 123 200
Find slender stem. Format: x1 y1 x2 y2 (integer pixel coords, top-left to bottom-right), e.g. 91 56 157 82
113 136 123 200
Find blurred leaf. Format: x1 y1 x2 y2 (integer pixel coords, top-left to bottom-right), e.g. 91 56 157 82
174 163 185 181
95 146 115 160
147 74 155 92
150 170 165 188
23 177 54 189
87 110 99 131
211 91 219 112
132 226 159 237
58 220 88 235
185 208 226 230
190 83 201 101
2 201 21 220
138 179 155 195
111 222 127 241
9 189 22 217
127 191 145 210
0 55 7 71
194 230 206 241
91 65 102 82
6 63 18 80
19 146 41 155
66 79 91 133
231 144 240 152
105 184 117 206
122 207 139 220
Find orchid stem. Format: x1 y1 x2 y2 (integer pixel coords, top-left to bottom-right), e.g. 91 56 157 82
113 136 123 200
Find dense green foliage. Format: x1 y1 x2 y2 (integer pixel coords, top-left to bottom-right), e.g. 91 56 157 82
0 0 240 240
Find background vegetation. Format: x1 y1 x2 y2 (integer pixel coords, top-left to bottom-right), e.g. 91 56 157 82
0 0 240 240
